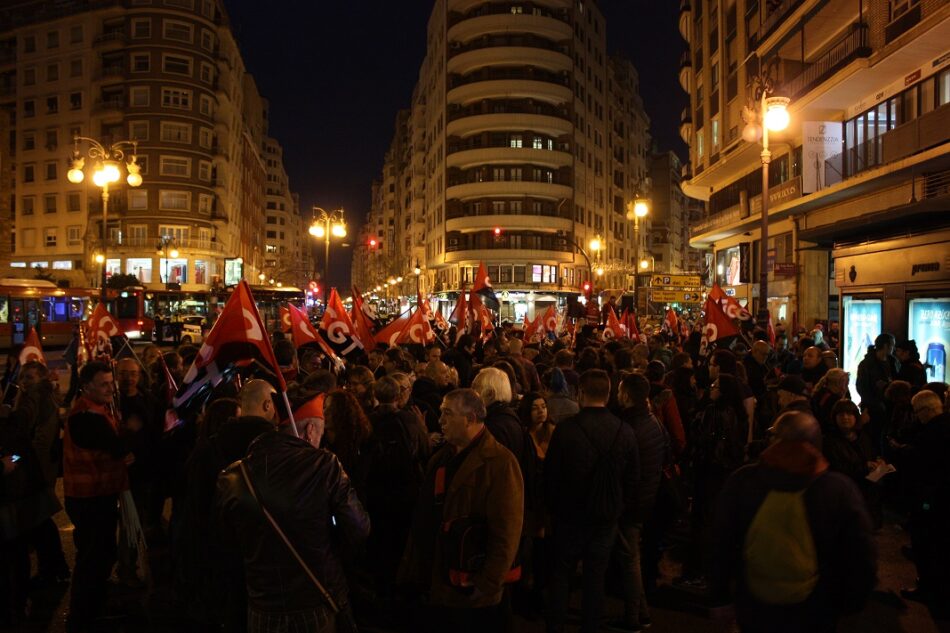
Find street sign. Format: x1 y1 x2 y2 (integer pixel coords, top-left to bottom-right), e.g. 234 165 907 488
649 274 703 288
651 290 704 303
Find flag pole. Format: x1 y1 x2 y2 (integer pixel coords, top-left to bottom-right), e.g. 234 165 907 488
281 391 299 438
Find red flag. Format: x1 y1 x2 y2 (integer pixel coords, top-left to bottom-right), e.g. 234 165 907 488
279 306 291 333
289 304 344 368
767 312 777 348
472 261 499 311
475 301 494 340
620 308 640 342
708 283 728 302
700 296 741 356
350 292 377 352
721 294 753 321
319 289 362 357
157 352 178 403
664 308 680 339
603 306 624 340
175 280 286 411
433 308 449 333
448 289 468 331
396 308 436 345
375 315 410 346
85 303 121 357
19 327 46 365
523 314 539 344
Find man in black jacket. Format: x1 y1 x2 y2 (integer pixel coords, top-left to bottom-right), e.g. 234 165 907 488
613 373 668 632
712 411 876 633
545 369 639 633
215 422 370 633
443 334 476 388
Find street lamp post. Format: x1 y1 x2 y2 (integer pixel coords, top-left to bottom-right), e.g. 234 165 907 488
67 136 143 301
742 75 790 329
156 236 180 290
414 260 422 297
308 206 346 304
626 192 650 314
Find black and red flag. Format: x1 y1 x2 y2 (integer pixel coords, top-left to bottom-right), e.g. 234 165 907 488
472 261 499 311
699 295 741 356
319 289 363 357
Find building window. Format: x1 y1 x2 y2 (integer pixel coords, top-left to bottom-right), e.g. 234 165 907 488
160 156 191 177
131 53 150 72
198 160 211 181
198 94 213 116
131 18 151 38
21 197 35 216
70 59 82 77
162 20 193 43
67 192 81 212
159 190 190 210
44 194 56 213
200 29 214 51
24 100 35 118
45 162 57 180
128 190 148 210
126 258 152 283
23 164 35 183
130 86 150 106
162 54 192 76
128 225 148 244
22 133 34 151
46 30 59 49
67 225 82 245
198 127 212 148
70 25 83 44
24 35 36 53
160 121 191 142
161 87 191 109
69 92 82 109
46 63 58 81
23 67 35 85
46 96 58 114
44 228 57 247
199 62 214 83
198 194 212 215
45 129 57 150
129 120 149 140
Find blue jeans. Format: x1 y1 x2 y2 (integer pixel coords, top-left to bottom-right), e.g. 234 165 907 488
546 521 617 633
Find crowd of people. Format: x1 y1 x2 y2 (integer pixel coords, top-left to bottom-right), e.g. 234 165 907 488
1 312 949 633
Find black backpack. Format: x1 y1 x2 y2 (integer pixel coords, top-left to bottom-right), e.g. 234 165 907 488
578 420 625 523
375 413 424 492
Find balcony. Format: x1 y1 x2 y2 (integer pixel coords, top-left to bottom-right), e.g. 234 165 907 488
448 66 570 90
446 230 574 254
679 0 692 41
446 180 572 202
448 98 570 123
446 198 570 221
93 96 125 113
752 0 804 49
95 65 125 80
107 236 226 254
448 2 569 28
93 30 126 47
448 32 569 59
447 146 573 170
447 165 571 188
778 24 870 101
678 51 692 91
448 45 571 76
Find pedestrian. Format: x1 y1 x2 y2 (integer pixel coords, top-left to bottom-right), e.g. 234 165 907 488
540 368 579 423
856 333 898 452
894 340 927 391
215 403 370 633
63 361 135 633
711 411 876 633
399 388 524 633
810 369 849 432
544 369 639 633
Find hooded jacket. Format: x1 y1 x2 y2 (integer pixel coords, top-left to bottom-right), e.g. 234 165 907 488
619 404 668 525
712 440 876 633
215 431 370 613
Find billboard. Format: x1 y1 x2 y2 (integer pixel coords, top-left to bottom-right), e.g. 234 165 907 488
224 258 244 287
908 298 949 384
842 296 882 402
803 121 843 193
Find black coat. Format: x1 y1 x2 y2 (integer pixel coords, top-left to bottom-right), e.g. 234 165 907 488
544 406 639 525
895 412 950 515
619 405 668 525
712 441 876 633
822 427 875 485
215 431 370 612
443 348 474 388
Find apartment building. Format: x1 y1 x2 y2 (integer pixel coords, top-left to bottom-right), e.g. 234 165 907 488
649 150 706 276
0 0 303 291
355 0 680 321
681 0 950 379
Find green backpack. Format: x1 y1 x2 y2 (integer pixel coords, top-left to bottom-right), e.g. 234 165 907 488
743 488 819 605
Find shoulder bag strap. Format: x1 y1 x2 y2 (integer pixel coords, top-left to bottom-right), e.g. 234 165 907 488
237 460 340 614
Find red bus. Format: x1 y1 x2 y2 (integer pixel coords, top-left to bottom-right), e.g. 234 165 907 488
0 279 98 350
106 286 155 341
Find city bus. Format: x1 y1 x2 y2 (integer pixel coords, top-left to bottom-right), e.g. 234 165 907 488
106 286 155 341
0 279 98 350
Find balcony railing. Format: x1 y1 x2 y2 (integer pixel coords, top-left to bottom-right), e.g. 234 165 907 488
448 66 570 90
446 199 570 220
447 98 570 123
446 231 573 253
93 96 125 112
447 132 570 155
94 30 126 46
779 24 869 100
107 236 226 253
447 166 571 187
753 0 804 47
447 3 569 29
449 33 569 59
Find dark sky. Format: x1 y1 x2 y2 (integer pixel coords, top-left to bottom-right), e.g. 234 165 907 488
226 0 687 290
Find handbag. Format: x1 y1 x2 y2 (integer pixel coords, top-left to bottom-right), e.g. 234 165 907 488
238 460 358 632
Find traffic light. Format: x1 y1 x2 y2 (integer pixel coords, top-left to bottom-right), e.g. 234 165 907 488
493 227 502 236
582 281 592 301
368 238 378 249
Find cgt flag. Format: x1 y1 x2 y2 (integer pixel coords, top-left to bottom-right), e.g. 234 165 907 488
19 327 46 365
620 308 640 342
540 305 558 339
279 306 292 333
663 308 680 341
85 303 121 358
289 304 344 369
603 306 624 340
472 261 500 311
523 314 540 344
319 289 363 357
350 289 377 352
448 287 469 333
699 295 741 356
375 315 411 347
174 280 285 414
396 308 436 346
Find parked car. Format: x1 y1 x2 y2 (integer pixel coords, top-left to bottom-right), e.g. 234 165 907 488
179 315 206 345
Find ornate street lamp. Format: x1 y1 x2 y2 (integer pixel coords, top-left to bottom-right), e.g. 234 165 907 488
742 75 790 329
67 135 143 300
626 186 651 312
309 206 346 302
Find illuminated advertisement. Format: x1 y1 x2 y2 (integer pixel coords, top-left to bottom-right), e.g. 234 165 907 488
224 258 244 287
908 298 950 384
842 296 882 402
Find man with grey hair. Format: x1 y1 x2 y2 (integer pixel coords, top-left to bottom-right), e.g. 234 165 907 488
712 411 876 632
896 390 950 605
400 388 524 632
507 337 541 393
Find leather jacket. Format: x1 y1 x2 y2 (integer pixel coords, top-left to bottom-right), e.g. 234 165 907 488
215 431 370 612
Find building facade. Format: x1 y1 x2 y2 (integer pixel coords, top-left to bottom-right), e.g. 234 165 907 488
354 0 700 321
0 0 304 292
681 0 950 374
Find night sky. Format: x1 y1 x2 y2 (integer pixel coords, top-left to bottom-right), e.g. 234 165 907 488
226 0 687 290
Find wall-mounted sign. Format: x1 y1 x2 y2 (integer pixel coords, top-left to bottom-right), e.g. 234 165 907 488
773 262 798 277
802 121 844 193
224 258 243 286
649 274 703 288
651 290 703 303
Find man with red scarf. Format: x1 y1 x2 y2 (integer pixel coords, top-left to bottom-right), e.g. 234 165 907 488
63 361 134 633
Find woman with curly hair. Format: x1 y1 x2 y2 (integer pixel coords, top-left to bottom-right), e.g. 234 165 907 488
323 388 375 502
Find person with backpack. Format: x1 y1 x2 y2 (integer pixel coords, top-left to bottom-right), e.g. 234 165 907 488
711 411 876 633
544 369 639 633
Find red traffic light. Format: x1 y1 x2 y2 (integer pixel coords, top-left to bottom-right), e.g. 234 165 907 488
308 280 317 290
368 238 378 249
582 282 591 292
493 227 502 236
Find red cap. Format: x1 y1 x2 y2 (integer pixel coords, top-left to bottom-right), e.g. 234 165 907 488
293 393 325 421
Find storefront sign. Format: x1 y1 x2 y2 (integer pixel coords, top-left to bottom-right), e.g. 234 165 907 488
908 298 950 384
773 262 797 277
750 176 802 215
739 242 751 283
649 274 702 288
802 121 843 193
